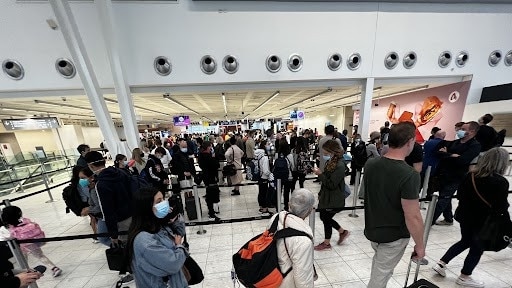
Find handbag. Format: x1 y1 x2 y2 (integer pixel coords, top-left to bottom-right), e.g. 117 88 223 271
223 164 237 177
471 173 512 252
182 256 204 285
105 242 132 273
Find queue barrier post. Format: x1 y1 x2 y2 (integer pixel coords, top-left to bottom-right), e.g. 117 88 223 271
192 182 207 235
10 166 24 194
308 208 316 238
39 161 56 203
420 166 432 210
349 171 361 218
423 193 438 246
6 238 39 288
276 179 282 213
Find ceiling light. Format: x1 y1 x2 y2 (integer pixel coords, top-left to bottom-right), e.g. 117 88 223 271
163 94 199 115
253 91 280 113
281 87 332 111
104 97 171 116
222 93 227 114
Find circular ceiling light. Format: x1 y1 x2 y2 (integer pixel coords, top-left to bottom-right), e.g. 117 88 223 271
154 56 171 76
327 53 342 71
505 50 512 66
200 55 217 75
55 58 76 79
2 59 24 80
287 54 303 72
438 51 452 68
222 55 239 74
456 51 469 67
347 53 361 70
266 54 282 73
384 52 399 70
488 50 502 67
403 51 417 69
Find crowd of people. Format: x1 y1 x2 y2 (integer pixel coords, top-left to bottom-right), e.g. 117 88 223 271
0 112 509 288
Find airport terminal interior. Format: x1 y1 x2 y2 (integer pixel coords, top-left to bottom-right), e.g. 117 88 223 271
1 0 512 287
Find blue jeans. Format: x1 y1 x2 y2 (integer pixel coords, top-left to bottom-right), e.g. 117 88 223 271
432 180 460 224
96 219 112 246
440 222 484 275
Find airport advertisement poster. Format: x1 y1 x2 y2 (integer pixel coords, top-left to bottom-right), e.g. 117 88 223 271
354 81 471 142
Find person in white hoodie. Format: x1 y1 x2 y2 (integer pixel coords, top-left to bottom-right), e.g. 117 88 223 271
255 140 272 214
268 188 316 288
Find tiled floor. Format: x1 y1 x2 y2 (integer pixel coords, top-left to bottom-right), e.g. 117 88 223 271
2 175 512 288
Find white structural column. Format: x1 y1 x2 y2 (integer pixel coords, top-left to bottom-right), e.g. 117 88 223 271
358 78 375 141
50 0 120 155
96 0 139 153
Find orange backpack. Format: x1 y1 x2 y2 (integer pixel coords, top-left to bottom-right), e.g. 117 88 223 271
232 213 312 288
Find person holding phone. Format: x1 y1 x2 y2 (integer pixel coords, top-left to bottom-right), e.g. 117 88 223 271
127 187 188 288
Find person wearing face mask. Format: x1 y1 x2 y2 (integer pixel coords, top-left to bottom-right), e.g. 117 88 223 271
312 140 350 251
454 121 464 139
432 121 481 226
143 148 170 191
78 167 101 244
151 139 173 173
170 139 194 183
127 187 188 288
198 141 221 221
114 154 139 176
131 148 146 175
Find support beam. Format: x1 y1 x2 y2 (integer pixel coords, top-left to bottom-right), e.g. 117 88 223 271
96 0 140 153
358 78 374 141
49 0 120 155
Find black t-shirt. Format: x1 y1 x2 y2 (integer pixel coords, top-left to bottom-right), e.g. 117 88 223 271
405 143 423 167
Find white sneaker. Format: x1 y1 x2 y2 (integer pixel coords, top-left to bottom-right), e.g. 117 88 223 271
52 267 62 277
432 263 446 277
456 276 484 287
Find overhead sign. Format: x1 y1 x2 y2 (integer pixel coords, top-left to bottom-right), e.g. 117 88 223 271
173 116 190 126
2 117 60 131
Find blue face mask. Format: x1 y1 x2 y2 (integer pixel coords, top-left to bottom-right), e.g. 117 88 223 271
154 200 170 219
180 148 188 153
78 178 89 188
322 155 331 161
456 130 466 139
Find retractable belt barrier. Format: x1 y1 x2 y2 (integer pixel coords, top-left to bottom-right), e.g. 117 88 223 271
0 166 71 187
0 180 71 206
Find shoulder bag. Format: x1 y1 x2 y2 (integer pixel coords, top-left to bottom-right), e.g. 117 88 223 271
223 147 238 177
471 173 512 252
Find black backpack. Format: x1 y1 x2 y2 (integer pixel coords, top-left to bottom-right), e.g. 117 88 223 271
273 154 290 180
246 156 262 181
125 170 152 197
352 142 368 167
296 151 311 174
62 185 87 216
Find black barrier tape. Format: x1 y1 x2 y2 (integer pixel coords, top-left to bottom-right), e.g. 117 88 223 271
1 180 71 205
178 176 318 190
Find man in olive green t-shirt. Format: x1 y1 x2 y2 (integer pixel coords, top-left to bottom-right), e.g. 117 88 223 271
363 122 425 288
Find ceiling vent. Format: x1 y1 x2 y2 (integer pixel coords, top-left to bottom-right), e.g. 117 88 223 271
347 53 361 70
200 55 217 75
505 50 512 66
154 56 171 76
222 55 239 74
403 52 417 69
438 51 452 68
55 58 76 79
327 53 342 71
2 59 24 80
456 51 469 67
266 55 282 73
384 52 399 70
287 54 303 72
488 50 502 67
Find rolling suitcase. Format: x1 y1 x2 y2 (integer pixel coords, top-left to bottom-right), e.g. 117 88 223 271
404 255 439 288
185 191 199 220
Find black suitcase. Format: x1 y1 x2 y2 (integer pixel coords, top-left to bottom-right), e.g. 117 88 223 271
404 256 439 288
185 191 198 220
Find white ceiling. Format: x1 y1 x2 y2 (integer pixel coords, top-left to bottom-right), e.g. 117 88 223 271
0 82 443 125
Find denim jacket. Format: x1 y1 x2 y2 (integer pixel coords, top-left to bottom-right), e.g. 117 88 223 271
132 220 188 288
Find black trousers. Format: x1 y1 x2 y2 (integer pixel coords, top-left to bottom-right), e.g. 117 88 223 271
258 180 269 208
282 179 294 211
440 222 484 275
291 171 306 190
319 209 342 239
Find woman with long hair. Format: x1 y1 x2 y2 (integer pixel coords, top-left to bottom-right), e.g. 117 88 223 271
313 140 350 250
292 137 309 190
127 187 188 288
432 148 510 287
114 154 138 175
131 148 146 174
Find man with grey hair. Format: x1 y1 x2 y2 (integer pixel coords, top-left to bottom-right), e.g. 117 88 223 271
268 189 316 287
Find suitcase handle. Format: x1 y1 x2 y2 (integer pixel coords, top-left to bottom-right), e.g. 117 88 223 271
404 252 422 287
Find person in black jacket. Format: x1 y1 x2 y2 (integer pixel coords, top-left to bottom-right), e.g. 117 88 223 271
76 144 90 168
432 148 510 288
432 121 481 226
198 141 221 221
475 113 498 152
143 147 169 191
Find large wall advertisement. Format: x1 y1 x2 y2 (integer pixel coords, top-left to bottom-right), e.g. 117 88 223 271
355 81 471 142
